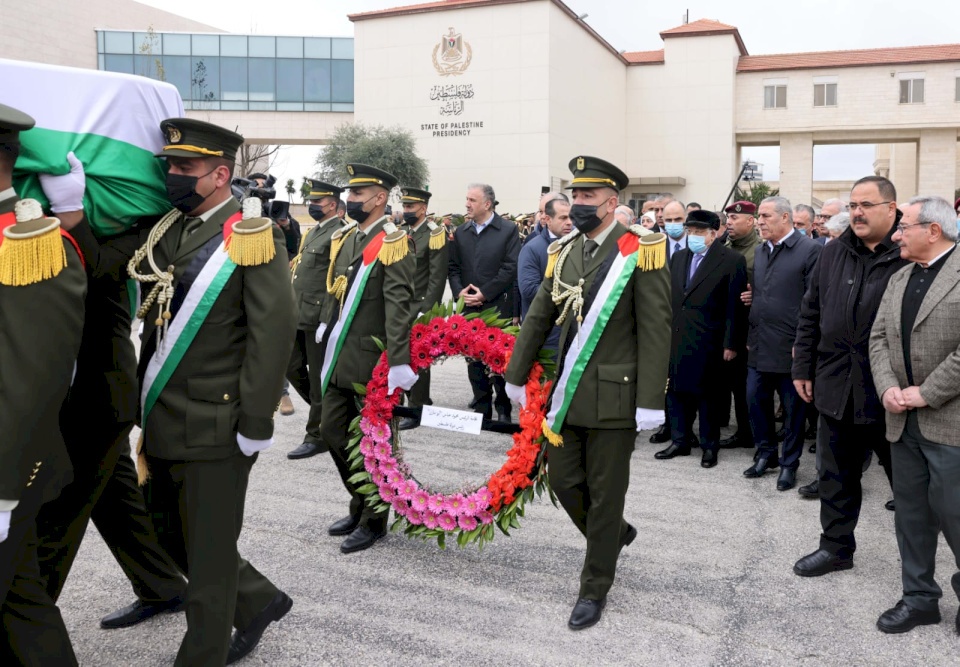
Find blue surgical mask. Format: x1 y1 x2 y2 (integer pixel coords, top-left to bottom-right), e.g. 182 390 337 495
687 235 707 254
797 228 807 236
665 222 684 239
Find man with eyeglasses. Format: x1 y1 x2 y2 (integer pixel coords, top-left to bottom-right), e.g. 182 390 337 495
869 194 960 635
792 175 903 579
814 199 847 244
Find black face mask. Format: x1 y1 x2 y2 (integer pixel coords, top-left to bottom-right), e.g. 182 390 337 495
165 169 216 213
346 197 376 225
569 203 605 234
402 211 420 226
308 204 328 222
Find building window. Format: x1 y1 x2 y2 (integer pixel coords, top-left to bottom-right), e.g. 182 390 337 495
814 82 837 107
955 76 960 102
763 84 787 109
899 74 924 104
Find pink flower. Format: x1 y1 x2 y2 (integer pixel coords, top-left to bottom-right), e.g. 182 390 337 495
423 512 439 529
358 437 376 457
371 422 391 443
458 514 478 531
359 417 376 434
373 442 391 460
443 493 467 517
410 490 430 511
379 484 397 502
427 494 446 513
437 513 457 531
476 487 492 504
399 479 419 500
371 471 386 485
407 511 424 526
477 510 494 525
377 458 398 474
387 471 406 488
463 493 485 516
363 456 378 474
391 497 409 515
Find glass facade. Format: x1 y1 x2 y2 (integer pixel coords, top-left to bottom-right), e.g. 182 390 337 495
96 30 354 112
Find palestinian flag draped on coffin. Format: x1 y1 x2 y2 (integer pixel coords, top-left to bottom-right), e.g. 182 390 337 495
1 58 184 237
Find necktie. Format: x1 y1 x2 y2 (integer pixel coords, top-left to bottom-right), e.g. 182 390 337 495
353 229 365 254
674 242 681 256
583 239 599 261
688 252 703 284
178 216 203 246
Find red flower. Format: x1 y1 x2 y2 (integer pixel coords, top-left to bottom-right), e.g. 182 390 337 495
447 314 468 332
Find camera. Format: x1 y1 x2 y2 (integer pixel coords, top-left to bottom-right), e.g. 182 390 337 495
231 173 277 215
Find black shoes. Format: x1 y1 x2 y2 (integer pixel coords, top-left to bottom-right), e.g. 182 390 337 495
568 597 606 631
885 499 896 512
649 423 670 444
798 480 819 499
776 468 797 491
100 596 184 629
619 524 637 554
743 455 778 478
496 406 512 423
804 424 817 440
876 600 941 634
793 549 853 577
808 442 817 453
718 432 754 449
775 426 786 441
654 442 691 460
701 449 718 468
287 442 326 460
340 525 386 554
226 591 293 664
398 417 420 431
327 514 361 537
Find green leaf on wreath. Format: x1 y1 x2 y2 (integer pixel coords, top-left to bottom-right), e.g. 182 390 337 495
438 533 446 550
347 472 370 484
390 517 404 533
356 483 378 495
351 382 368 395
371 336 385 351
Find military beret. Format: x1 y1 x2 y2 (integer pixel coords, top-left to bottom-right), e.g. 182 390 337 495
567 155 629 191
685 209 721 230
0 103 35 143
345 163 398 191
400 187 432 204
157 118 244 162
304 179 343 201
724 200 757 215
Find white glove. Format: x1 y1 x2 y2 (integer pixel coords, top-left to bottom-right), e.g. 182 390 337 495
387 364 418 395
39 151 86 213
0 510 11 544
237 434 273 456
636 408 665 432
315 322 328 344
505 381 526 408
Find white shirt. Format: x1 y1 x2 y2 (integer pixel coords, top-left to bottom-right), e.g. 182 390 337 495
923 244 955 269
197 195 233 223
765 227 796 252
473 212 494 234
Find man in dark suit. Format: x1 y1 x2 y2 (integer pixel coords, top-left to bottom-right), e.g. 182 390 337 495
655 210 747 468
130 119 296 665
0 104 87 666
448 183 520 422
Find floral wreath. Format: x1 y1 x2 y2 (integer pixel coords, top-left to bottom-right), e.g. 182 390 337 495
346 300 555 549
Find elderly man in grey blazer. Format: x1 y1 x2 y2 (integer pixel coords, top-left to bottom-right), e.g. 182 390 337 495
869 194 960 636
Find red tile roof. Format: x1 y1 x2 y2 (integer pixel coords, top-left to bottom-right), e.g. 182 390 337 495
738 43 960 72
659 18 748 56
623 49 664 65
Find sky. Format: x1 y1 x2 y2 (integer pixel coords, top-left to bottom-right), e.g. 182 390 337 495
139 0 960 194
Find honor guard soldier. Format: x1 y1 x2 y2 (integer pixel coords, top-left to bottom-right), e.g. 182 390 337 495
128 118 296 665
317 164 416 554
397 186 449 430
504 156 671 631
0 103 87 666
286 179 345 460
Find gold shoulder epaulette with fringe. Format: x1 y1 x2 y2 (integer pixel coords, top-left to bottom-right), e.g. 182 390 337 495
0 199 67 286
636 230 667 272
326 220 357 302
227 198 276 267
544 228 580 278
428 223 446 250
379 222 410 266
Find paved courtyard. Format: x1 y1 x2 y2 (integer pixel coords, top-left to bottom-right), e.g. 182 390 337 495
59 357 958 666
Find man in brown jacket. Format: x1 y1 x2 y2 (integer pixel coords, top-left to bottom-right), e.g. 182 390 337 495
869 194 960 635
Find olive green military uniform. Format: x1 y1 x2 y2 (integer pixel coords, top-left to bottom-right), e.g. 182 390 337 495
320 167 414 535
133 119 295 666
504 157 671 603
400 187 448 408
725 228 761 285
0 187 87 663
287 180 344 448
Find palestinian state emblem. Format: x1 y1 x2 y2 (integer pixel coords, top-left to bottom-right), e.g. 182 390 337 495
432 27 472 77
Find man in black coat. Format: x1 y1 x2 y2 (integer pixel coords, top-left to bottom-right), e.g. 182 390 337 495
742 196 821 491
791 176 905 577
655 210 747 468
448 183 520 422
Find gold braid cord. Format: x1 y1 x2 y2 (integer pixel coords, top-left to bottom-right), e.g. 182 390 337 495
550 242 585 327
326 227 355 312
127 208 183 352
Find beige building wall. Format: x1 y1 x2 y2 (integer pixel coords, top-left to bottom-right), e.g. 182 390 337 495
184 110 353 145
626 34 741 210
0 0 220 70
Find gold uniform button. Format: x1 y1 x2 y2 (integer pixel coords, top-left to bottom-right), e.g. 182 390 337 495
223 394 231 401
624 376 629 382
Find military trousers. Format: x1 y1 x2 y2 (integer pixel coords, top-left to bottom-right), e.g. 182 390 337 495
144 453 278 667
549 425 635 600
408 367 432 408
320 384 388 532
36 426 185 603
286 329 326 446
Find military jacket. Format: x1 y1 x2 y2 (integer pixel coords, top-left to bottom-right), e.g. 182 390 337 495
407 220 448 318
292 215 342 330
324 216 414 390
505 223 671 429
136 197 296 461
0 195 87 505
